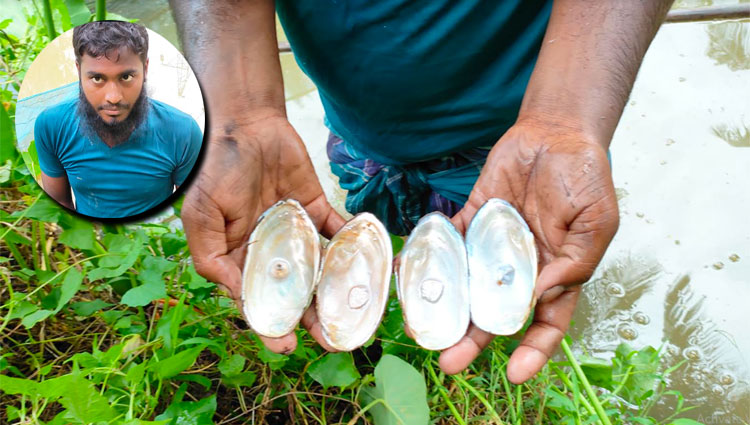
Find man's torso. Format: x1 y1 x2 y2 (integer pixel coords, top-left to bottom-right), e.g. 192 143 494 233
35 97 202 218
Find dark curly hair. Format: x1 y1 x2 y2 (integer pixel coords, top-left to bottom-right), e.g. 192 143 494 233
73 21 149 66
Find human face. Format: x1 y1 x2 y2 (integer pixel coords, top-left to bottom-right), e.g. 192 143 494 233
77 47 148 124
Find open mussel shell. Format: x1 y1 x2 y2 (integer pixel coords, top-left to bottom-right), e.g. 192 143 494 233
396 212 470 350
316 213 392 351
241 199 320 338
466 198 538 335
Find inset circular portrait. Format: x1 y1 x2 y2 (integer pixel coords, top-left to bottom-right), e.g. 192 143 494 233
14 20 205 221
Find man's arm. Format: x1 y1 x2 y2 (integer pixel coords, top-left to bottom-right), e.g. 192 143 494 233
519 0 674 148
442 0 673 383
41 171 74 210
170 0 345 354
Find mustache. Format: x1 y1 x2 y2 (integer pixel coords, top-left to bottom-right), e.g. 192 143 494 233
99 103 130 112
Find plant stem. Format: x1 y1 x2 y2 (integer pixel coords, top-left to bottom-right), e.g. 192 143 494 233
560 339 613 425
426 359 466 425
453 374 507 425
41 0 57 40
96 0 107 21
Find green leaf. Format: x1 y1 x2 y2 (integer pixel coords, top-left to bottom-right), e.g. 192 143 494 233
222 371 257 388
308 352 360 389
139 255 178 283
53 268 82 313
218 354 245 377
173 374 213 391
121 278 166 307
0 375 41 396
126 362 146 385
58 216 95 250
62 0 92 26
0 103 17 164
20 196 63 223
359 354 429 425
99 233 143 275
257 341 288 370
155 394 217 425
149 345 206 379
70 299 112 316
161 232 187 257
21 309 53 328
54 374 117 423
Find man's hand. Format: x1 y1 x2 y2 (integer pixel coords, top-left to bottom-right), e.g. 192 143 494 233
440 119 619 383
181 115 345 354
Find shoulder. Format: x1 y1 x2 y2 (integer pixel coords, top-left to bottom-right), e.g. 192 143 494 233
148 99 200 130
37 98 78 127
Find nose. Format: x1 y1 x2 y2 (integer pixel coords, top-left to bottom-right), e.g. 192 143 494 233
104 81 123 105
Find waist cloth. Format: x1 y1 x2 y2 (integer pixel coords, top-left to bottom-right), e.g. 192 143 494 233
327 132 491 236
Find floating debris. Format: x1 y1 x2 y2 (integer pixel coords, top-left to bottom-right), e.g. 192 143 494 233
729 253 740 262
679 77 687 82
636 212 645 218
712 262 725 270
675 240 681 245
666 138 676 146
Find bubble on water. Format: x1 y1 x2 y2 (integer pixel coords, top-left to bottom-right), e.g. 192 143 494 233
720 372 736 386
636 212 645 218
617 323 638 340
348 285 370 309
606 282 625 297
666 343 679 356
711 384 725 396
632 311 650 325
674 240 681 245
683 346 703 362
712 262 725 270
729 253 740 262
688 335 699 346
679 77 687 82
419 279 444 303
666 138 676 146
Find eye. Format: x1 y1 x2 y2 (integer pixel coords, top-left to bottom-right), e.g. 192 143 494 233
121 74 133 82
91 76 103 83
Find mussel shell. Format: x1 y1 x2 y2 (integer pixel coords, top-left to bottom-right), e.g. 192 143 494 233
241 199 320 338
396 212 470 350
466 198 538 335
316 213 392 351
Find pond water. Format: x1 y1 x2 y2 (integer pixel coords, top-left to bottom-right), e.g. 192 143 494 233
103 1 750 421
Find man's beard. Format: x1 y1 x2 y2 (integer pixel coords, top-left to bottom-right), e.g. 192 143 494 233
77 82 149 146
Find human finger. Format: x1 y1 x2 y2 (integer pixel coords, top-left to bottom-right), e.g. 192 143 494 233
438 324 494 375
300 303 340 352
506 286 580 384
182 187 243 296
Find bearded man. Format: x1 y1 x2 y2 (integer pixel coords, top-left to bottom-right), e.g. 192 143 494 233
34 21 203 219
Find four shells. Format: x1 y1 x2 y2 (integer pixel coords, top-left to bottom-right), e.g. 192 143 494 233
241 198 538 350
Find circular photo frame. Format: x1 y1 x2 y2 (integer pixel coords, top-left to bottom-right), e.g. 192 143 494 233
14 20 205 221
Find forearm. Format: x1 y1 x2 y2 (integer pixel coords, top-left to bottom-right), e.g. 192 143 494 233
170 0 285 126
518 0 674 148
40 172 74 210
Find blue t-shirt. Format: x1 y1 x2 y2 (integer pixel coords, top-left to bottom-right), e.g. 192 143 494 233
34 98 203 218
276 0 551 165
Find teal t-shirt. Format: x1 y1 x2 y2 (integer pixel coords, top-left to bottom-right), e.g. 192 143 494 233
34 98 203 218
276 0 551 165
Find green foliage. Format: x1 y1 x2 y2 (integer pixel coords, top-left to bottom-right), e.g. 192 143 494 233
308 352 360 389
360 354 430 425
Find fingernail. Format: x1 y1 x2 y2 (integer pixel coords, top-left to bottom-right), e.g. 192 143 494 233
539 285 564 303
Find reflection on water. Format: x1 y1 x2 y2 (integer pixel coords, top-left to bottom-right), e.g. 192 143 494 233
657 275 750 421
573 256 661 354
706 21 750 70
712 122 750 146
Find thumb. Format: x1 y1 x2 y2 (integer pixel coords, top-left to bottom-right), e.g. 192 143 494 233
304 194 346 240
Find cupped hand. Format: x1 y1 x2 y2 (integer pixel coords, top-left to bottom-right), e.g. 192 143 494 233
181 114 346 354
439 119 620 383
